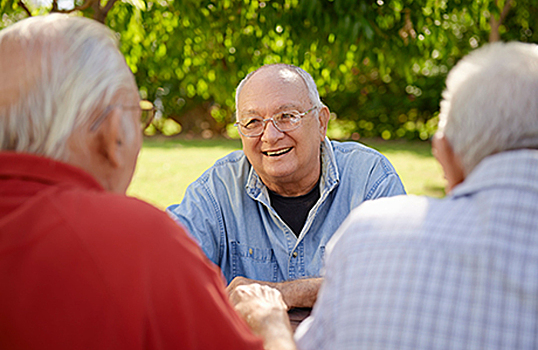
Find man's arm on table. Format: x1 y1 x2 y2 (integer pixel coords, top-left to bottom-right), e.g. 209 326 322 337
228 276 323 308
230 284 297 350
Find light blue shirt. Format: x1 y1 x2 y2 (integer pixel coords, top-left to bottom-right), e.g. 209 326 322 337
166 138 405 284
296 149 538 350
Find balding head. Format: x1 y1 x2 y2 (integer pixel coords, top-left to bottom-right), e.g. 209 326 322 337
235 64 324 120
0 14 136 160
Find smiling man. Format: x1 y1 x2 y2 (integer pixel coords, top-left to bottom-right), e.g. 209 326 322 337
167 64 405 308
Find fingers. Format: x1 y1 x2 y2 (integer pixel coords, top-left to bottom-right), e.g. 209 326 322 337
226 276 251 295
230 283 287 310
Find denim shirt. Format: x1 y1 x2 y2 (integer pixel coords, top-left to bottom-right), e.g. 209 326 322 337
166 138 405 284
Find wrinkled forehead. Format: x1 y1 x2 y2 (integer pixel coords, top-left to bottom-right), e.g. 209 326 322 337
238 66 310 112
0 32 44 110
251 65 307 89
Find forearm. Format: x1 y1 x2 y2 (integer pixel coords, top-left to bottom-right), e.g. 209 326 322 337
228 276 323 308
257 278 323 308
277 277 323 308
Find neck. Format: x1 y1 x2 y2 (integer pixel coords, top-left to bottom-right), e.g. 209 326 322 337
263 168 321 197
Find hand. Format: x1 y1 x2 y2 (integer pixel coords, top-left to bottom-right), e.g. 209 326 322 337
230 284 288 331
227 276 257 297
230 284 296 350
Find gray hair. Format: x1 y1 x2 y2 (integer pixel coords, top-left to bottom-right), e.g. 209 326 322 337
0 14 135 161
438 42 538 174
234 64 324 120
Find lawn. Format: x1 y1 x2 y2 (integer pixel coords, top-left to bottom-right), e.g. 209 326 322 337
127 137 446 209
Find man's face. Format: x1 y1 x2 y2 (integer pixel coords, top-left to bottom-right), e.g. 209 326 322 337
237 67 329 195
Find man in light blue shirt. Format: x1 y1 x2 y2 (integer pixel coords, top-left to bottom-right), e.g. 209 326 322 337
167 64 405 308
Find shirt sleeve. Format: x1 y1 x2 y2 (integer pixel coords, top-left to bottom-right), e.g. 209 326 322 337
364 157 406 200
166 179 223 267
134 206 264 350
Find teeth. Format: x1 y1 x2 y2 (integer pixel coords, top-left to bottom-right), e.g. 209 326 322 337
266 147 292 156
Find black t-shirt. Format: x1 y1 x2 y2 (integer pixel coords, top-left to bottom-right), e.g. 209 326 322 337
268 181 320 237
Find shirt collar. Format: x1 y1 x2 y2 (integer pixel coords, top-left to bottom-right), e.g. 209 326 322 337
245 137 340 200
0 152 105 192
451 149 538 198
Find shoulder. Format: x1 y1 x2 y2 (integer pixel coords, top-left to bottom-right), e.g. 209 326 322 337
329 140 385 158
194 150 250 185
349 194 432 223
53 189 198 255
328 195 439 252
329 140 396 173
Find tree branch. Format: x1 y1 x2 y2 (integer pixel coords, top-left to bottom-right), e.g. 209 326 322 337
500 0 513 22
18 0 32 17
51 0 95 14
489 0 513 42
103 0 119 14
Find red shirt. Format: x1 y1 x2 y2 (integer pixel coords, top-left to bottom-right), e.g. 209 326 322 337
0 152 263 350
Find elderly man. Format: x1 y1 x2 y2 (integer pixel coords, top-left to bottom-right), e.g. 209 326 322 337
290 41 538 349
0 15 295 350
232 41 538 350
167 64 405 308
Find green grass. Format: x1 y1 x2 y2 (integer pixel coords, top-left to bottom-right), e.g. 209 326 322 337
361 139 446 198
127 137 446 209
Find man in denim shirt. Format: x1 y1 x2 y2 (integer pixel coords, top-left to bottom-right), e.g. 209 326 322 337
167 64 405 308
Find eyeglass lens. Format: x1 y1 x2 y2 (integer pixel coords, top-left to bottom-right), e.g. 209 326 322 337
239 112 302 136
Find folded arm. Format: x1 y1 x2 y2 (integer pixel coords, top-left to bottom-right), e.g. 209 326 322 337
228 276 323 309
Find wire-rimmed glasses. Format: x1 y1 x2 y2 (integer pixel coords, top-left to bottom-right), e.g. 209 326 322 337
90 100 155 132
234 106 318 137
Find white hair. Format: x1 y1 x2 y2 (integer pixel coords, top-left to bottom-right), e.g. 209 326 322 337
234 64 324 120
0 14 135 161
438 42 538 175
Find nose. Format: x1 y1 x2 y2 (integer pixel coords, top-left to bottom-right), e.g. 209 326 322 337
261 118 284 141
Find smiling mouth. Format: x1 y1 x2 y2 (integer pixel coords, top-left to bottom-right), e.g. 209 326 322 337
263 147 292 157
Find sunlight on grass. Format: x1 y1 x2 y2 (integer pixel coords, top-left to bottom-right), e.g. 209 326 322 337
128 137 446 209
127 138 242 209
362 139 445 198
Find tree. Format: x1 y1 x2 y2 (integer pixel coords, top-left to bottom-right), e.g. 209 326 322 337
2 0 537 139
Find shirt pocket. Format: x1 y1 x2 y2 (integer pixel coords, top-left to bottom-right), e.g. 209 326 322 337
230 241 279 282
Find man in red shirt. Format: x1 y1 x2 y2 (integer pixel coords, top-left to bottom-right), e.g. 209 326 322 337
0 14 294 350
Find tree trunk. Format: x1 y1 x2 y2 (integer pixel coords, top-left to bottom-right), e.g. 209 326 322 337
489 0 513 42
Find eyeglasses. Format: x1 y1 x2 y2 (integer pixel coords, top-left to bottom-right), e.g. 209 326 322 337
234 106 318 137
90 100 155 132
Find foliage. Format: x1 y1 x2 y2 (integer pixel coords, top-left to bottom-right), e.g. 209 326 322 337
2 0 538 140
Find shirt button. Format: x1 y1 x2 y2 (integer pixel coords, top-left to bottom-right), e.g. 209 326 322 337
249 248 253 255
292 251 298 258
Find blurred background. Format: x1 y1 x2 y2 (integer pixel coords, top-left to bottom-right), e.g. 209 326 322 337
2 0 536 207
3 0 536 141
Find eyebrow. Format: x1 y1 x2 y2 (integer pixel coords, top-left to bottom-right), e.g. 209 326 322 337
239 104 303 117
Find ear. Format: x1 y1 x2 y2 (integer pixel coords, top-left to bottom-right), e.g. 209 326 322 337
432 133 465 193
95 108 124 169
317 106 330 142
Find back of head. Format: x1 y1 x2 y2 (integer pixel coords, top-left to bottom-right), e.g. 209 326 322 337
0 14 135 161
438 42 538 174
